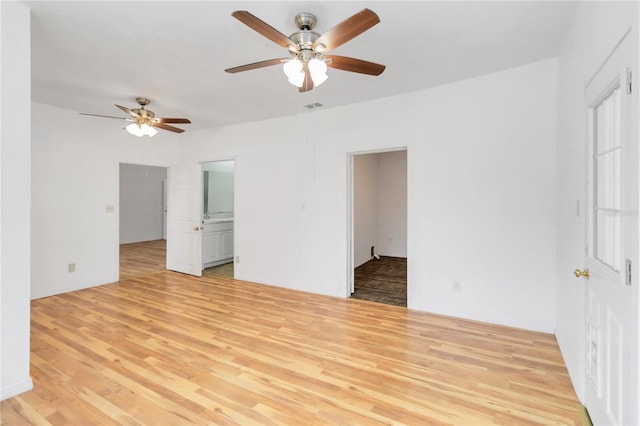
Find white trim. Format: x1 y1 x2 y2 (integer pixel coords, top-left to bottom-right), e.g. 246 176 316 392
586 27 632 88
1 377 33 401
31 281 107 300
346 154 355 296
426 305 556 334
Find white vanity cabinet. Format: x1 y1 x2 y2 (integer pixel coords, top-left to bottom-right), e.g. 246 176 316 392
202 221 234 268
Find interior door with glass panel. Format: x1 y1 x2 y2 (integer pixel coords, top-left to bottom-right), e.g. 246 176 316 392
582 31 638 426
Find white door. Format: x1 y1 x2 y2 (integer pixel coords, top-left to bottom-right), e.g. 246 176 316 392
582 31 638 426
166 164 203 276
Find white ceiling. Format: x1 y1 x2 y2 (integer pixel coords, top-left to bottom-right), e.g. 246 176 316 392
25 1 578 132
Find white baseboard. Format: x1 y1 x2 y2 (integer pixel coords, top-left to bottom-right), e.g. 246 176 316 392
409 303 555 334
31 281 106 300
1 377 33 401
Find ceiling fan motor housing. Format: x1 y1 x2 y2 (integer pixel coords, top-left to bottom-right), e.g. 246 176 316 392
294 13 317 30
290 12 326 57
132 97 154 120
135 97 151 107
132 108 155 119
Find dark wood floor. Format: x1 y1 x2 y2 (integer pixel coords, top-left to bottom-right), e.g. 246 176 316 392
352 256 407 307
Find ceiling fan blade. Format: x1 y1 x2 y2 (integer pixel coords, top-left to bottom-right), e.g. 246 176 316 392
312 8 380 52
299 71 314 93
153 118 191 124
79 112 130 120
115 104 140 119
231 11 298 52
225 58 288 73
151 122 185 133
325 55 386 76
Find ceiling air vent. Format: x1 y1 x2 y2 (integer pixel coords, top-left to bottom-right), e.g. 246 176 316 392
304 102 323 109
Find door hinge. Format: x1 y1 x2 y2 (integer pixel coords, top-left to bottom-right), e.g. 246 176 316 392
626 259 632 286
626 68 632 94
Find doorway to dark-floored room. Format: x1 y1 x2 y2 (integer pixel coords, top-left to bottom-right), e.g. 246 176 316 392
349 149 407 307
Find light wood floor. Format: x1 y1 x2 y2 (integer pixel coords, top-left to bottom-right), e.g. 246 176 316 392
119 240 167 280
120 240 234 280
1 248 583 425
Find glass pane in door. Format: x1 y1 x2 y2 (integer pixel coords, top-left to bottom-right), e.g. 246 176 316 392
593 87 621 272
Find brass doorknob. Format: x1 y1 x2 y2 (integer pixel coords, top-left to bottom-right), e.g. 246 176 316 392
574 268 590 279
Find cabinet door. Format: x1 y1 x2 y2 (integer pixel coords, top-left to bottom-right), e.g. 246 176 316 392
203 231 220 264
220 230 234 258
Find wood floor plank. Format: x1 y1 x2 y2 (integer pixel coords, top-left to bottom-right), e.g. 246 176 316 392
118 240 166 280
1 242 583 425
352 256 407 306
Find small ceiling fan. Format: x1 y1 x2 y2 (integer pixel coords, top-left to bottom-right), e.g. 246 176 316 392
225 9 386 92
79 97 191 137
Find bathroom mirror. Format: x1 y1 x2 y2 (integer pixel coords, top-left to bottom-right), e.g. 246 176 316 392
203 160 234 219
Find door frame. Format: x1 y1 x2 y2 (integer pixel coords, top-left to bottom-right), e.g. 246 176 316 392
346 147 408 299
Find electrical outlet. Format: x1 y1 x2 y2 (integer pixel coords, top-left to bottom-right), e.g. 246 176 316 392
453 280 462 292
105 204 114 213
235 255 240 263
68 263 76 273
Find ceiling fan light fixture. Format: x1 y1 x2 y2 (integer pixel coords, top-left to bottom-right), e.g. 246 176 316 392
308 58 326 74
308 58 328 86
288 73 305 88
283 58 305 87
125 122 157 137
311 72 328 87
140 123 157 137
126 122 144 137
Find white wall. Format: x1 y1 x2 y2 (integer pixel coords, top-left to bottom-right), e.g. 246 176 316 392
119 164 167 244
353 154 378 267
353 151 407 267
377 150 407 257
182 58 558 332
1 1 34 400
31 103 181 299
555 0 639 407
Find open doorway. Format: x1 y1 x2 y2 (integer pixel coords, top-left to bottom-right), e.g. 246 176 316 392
201 160 235 279
118 163 168 280
348 149 407 307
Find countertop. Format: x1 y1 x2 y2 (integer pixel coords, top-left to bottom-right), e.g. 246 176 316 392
203 218 234 224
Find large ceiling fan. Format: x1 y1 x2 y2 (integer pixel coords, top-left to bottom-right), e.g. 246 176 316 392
79 97 191 137
225 9 386 92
